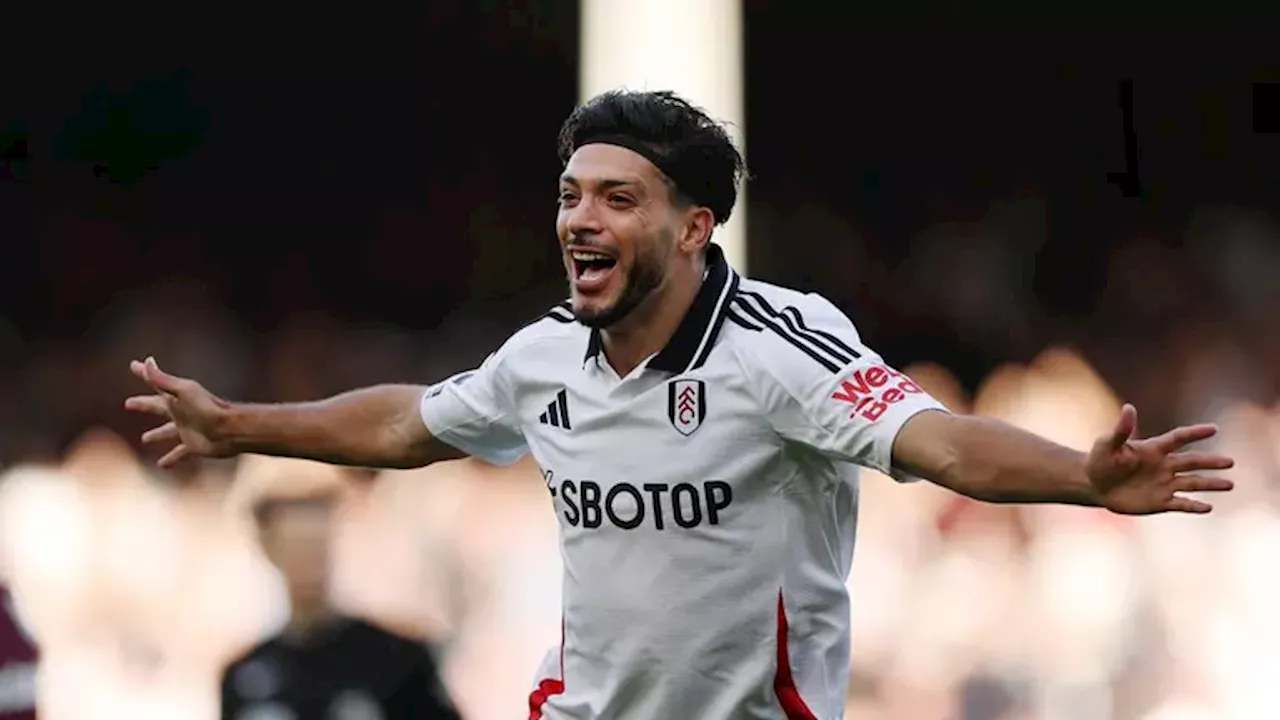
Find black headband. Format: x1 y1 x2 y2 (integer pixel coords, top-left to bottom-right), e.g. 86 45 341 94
577 134 708 216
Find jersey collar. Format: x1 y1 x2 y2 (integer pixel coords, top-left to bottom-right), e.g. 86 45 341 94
583 243 740 375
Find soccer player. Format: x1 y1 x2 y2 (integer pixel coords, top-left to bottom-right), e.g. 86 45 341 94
219 487 460 719
126 90 1234 719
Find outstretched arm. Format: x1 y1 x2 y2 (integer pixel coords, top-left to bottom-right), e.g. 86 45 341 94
891 404 1234 514
215 384 456 469
736 290 1235 516
125 357 460 469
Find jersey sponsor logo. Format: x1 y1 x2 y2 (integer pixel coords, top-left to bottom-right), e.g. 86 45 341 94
830 364 923 422
544 469 732 530
667 379 706 436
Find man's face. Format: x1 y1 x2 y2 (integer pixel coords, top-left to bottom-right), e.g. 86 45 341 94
556 144 679 328
260 501 332 603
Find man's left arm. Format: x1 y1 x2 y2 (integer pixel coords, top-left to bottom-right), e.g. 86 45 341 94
891 404 1234 515
744 292 1234 515
891 410 1098 505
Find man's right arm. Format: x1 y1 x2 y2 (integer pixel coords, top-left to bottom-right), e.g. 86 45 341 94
129 352 526 469
217 384 461 469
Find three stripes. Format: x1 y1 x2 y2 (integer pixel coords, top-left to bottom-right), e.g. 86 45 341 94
726 290 861 373
539 388 572 429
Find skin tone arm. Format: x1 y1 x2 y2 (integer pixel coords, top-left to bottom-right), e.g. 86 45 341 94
124 357 462 469
891 404 1235 515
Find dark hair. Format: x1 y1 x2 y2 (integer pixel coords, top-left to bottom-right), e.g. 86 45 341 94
557 89 746 225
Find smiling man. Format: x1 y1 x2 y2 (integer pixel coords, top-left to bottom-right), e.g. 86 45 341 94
126 89 1234 720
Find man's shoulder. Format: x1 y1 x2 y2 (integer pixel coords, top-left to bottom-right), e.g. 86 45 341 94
730 279 852 324
724 279 864 367
335 618 442 683
727 278 865 345
494 300 586 359
342 617 426 655
734 277 814 304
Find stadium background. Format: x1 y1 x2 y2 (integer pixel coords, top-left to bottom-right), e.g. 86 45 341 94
1 2 1279 718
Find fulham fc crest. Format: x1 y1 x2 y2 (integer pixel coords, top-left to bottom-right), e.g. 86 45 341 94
667 379 707 436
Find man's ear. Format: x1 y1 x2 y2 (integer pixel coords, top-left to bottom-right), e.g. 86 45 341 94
678 206 716 254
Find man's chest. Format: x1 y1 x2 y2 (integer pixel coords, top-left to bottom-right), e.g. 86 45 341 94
514 366 780 534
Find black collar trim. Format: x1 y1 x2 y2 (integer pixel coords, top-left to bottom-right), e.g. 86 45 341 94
583 243 738 374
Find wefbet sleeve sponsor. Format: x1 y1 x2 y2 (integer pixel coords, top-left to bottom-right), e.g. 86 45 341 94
739 291 949 480
829 363 926 423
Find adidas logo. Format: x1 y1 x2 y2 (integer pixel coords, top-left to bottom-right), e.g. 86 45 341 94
539 389 572 430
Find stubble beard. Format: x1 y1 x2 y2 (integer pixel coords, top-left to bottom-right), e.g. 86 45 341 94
572 254 666 329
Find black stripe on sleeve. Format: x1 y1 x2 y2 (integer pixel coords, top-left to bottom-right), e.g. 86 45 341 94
780 305 862 359
725 306 763 331
734 292 863 370
731 296 841 373
514 302 576 334
736 290 856 364
528 301 574 326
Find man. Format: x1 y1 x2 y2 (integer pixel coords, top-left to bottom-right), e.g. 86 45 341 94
219 486 460 720
127 89 1234 719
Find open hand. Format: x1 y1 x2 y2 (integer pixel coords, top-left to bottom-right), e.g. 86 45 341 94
124 357 234 468
1086 403 1235 515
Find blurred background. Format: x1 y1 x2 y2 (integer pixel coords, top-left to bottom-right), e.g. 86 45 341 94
1 1 1279 718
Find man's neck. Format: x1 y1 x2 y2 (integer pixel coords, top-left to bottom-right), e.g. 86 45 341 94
602 260 703 377
284 599 334 641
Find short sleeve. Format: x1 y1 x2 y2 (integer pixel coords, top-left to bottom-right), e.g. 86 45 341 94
736 291 949 481
419 350 528 466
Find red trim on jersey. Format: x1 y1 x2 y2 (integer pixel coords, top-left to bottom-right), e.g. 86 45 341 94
528 615 566 720
774 590 818 720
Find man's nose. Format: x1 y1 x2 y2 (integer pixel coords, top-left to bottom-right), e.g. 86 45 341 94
565 198 603 237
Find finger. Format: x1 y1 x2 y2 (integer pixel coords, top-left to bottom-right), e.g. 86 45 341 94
157 444 189 469
1172 474 1235 494
130 360 174 398
141 422 179 445
1106 403 1138 449
1168 452 1235 473
124 395 170 416
1152 423 1219 453
141 357 188 395
1166 496 1213 514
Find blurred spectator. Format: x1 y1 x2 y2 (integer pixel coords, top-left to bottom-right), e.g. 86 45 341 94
219 479 460 720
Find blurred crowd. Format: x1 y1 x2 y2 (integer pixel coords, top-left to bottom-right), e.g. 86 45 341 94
0 203 1277 720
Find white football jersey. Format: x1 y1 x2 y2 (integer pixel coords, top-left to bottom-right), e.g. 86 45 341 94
420 245 949 720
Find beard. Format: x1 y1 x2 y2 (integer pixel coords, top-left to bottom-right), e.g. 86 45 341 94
572 237 669 329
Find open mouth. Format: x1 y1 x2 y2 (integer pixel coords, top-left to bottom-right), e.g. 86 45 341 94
571 249 618 288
